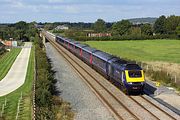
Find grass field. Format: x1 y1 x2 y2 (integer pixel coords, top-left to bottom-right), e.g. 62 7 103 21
0 48 21 80
0 46 34 120
85 40 180 63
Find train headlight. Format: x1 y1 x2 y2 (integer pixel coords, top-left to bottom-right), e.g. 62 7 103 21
128 82 133 84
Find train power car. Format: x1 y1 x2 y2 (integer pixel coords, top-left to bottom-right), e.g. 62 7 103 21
54 32 145 94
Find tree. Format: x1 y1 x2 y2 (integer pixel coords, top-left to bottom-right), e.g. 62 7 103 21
0 30 4 39
112 20 132 36
176 25 180 38
44 23 54 30
141 24 153 36
130 27 141 36
166 15 180 34
15 21 28 30
153 15 167 34
93 19 106 32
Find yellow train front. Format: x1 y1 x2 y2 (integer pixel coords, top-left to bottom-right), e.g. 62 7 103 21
122 64 145 94
108 61 145 94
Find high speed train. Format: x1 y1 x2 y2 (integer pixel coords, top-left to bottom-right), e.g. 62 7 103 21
43 30 145 94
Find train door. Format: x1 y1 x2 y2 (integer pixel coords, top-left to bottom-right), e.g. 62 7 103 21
63 40 65 46
121 71 126 83
80 48 82 57
90 53 93 64
68 43 70 49
107 63 114 78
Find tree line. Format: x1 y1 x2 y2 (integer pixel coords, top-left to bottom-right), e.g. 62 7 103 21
0 15 179 41
34 34 73 119
47 15 180 40
0 21 38 41
93 15 179 36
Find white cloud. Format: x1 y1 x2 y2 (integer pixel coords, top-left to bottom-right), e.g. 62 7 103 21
11 1 24 8
64 6 79 13
48 0 64 3
0 0 179 22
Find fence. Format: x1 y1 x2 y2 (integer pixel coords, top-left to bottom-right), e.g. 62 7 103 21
16 92 23 120
0 97 7 118
32 45 36 120
136 61 180 89
0 92 25 120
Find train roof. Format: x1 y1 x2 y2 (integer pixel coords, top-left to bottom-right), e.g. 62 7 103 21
82 46 98 53
65 38 71 42
111 59 127 69
93 51 114 61
69 40 79 44
107 57 121 64
75 43 88 48
124 64 142 70
113 59 128 65
56 36 64 39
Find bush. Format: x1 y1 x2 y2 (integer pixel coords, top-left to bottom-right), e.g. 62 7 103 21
0 48 6 55
34 34 74 119
65 34 180 41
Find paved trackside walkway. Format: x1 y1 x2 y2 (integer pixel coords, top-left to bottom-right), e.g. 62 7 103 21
0 42 32 96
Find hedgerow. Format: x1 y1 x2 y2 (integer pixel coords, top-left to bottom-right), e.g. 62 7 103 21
34 34 73 120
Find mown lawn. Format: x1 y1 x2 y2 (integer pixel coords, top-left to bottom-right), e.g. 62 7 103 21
85 40 180 63
0 48 21 80
0 46 34 120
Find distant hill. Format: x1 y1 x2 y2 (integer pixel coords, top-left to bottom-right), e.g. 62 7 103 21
127 17 157 25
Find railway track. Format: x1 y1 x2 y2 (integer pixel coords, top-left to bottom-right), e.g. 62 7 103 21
129 95 178 120
45 35 179 120
48 37 137 120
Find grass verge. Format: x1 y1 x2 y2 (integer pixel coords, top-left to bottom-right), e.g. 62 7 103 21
0 45 34 120
85 40 180 91
0 48 21 80
85 40 180 63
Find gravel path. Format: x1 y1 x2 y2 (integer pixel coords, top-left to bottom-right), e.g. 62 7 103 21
0 42 32 96
145 80 180 115
46 43 115 120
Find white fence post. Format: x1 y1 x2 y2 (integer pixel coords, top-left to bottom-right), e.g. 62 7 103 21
16 92 23 120
21 92 22 100
4 97 7 107
2 104 4 115
1 104 4 117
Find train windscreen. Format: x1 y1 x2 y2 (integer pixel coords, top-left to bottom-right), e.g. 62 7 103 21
128 71 142 78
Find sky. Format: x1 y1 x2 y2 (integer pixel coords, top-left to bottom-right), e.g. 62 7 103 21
0 0 180 23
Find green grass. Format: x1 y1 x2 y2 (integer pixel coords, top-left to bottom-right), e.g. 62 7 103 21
0 46 34 120
0 48 21 80
85 40 180 63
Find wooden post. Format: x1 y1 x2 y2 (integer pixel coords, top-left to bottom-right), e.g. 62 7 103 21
174 75 176 83
146 65 148 71
141 63 143 68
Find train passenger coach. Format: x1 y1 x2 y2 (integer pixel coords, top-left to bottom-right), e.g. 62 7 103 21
81 46 98 66
55 34 145 94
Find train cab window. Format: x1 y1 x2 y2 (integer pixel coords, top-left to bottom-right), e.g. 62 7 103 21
128 71 142 78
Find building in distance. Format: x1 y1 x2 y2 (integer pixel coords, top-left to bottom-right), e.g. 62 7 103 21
55 25 69 30
87 33 111 37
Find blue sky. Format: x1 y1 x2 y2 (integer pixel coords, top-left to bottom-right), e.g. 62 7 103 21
0 0 179 23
